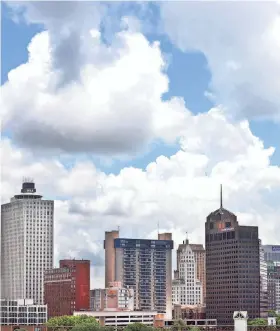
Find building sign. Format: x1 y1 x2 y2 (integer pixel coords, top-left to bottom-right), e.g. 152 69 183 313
272 246 280 252
221 227 234 232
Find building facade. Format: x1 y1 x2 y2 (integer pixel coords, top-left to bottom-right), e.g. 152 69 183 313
267 263 280 312
74 310 158 327
259 241 268 318
1 181 54 304
104 231 173 319
44 259 90 317
0 299 47 326
190 244 206 304
205 186 261 325
90 282 134 312
172 237 203 306
263 245 280 263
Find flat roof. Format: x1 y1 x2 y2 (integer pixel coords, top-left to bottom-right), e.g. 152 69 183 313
74 311 157 317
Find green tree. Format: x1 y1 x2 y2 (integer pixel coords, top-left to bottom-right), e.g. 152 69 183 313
171 319 187 331
188 327 201 331
71 323 100 331
268 310 278 317
248 318 267 326
124 323 154 331
46 315 99 330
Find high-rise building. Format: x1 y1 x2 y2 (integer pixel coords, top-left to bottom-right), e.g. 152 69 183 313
189 244 206 304
1 180 54 304
104 230 173 319
44 259 90 317
205 186 260 325
90 282 134 312
264 245 280 313
259 241 268 318
172 236 203 306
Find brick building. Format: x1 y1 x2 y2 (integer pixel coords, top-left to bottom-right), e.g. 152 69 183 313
44 259 90 317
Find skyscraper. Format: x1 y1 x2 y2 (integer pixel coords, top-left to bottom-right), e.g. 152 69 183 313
263 245 280 313
104 230 173 319
205 185 260 325
172 236 203 306
1 180 54 304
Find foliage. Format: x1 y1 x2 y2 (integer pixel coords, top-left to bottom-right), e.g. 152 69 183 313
171 319 187 331
268 310 278 317
248 318 268 326
46 315 99 328
124 323 154 331
71 323 101 331
188 327 201 331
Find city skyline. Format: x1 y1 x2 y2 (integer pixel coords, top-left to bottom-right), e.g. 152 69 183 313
1 0 280 292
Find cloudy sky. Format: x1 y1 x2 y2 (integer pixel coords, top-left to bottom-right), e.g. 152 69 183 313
1 1 280 288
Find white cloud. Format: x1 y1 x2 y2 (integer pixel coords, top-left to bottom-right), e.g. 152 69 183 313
1 106 280 287
1 27 188 155
160 1 280 121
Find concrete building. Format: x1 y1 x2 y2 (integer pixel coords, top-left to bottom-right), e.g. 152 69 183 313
259 241 268 318
263 245 280 262
44 259 90 317
205 185 261 325
74 310 158 327
0 299 47 325
1 180 54 304
189 244 206 304
172 237 203 306
90 282 134 312
173 304 206 320
104 230 173 319
263 245 280 313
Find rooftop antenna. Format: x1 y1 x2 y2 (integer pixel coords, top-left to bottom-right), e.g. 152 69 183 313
157 221 159 236
117 225 120 233
220 184 223 209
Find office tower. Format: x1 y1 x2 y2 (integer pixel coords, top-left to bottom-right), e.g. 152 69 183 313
0 299 47 326
172 236 203 306
205 186 260 325
90 282 134 312
263 245 280 263
264 245 280 312
44 259 90 317
1 180 54 304
189 244 206 304
104 231 173 319
259 241 268 318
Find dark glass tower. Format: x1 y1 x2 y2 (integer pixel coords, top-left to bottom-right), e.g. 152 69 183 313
205 186 260 325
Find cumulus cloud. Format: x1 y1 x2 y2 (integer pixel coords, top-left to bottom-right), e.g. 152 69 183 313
1 106 280 287
1 25 188 154
160 1 280 121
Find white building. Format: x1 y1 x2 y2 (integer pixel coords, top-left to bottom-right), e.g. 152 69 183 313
74 310 157 327
0 299 47 325
172 237 203 306
1 180 54 304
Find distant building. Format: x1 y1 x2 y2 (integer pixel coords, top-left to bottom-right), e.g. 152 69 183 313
74 310 158 327
263 245 280 262
259 241 268 318
44 259 90 317
205 185 261 325
1 181 54 304
190 244 206 304
263 245 280 313
104 231 173 319
0 299 47 325
173 304 206 320
90 281 134 312
172 236 203 306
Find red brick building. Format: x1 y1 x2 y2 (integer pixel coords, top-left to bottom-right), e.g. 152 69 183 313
44 259 90 317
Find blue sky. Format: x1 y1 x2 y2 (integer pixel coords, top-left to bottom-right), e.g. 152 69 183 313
2 1 279 173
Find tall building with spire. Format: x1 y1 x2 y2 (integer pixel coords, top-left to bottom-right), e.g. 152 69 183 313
1 180 54 304
205 185 261 324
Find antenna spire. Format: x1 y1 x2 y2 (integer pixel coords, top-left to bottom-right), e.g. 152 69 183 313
157 221 159 236
220 184 223 209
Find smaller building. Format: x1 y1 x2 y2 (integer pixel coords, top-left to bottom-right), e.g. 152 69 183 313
74 310 158 327
0 299 47 325
173 304 206 320
267 262 280 312
44 259 90 317
90 282 134 312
